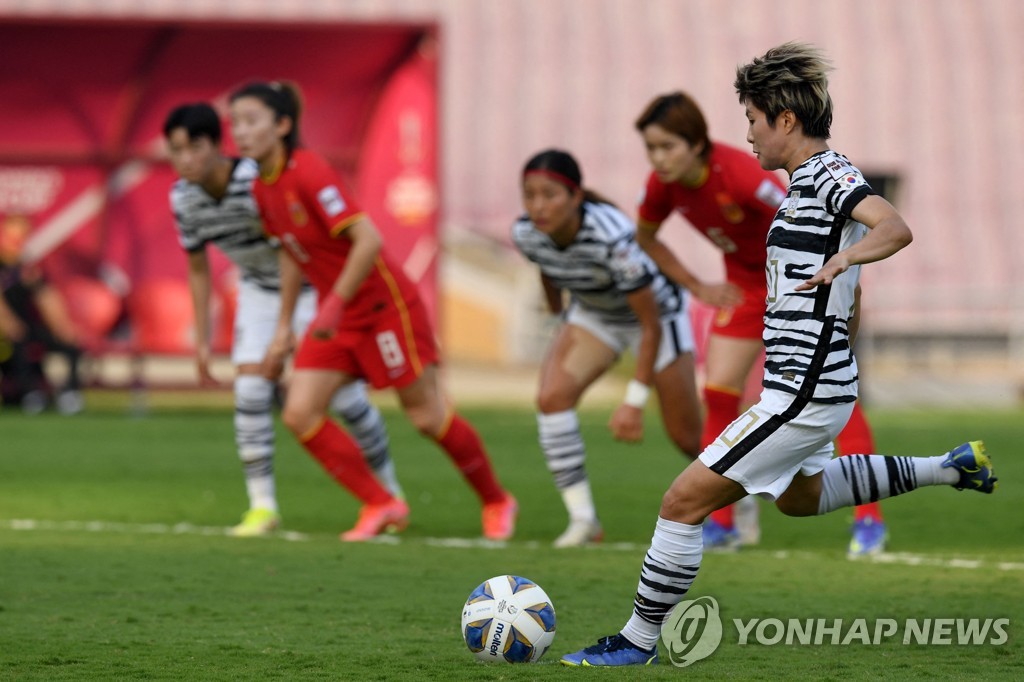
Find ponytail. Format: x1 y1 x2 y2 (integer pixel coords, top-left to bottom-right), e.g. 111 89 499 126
230 80 303 151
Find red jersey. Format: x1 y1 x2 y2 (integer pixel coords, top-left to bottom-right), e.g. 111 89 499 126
253 149 419 327
637 142 785 294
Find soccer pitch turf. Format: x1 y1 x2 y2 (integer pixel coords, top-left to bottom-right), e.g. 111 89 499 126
1 403 1022 680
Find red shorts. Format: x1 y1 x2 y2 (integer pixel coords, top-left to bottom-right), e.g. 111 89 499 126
689 295 766 403
688 292 765 364
709 290 766 340
294 296 439 389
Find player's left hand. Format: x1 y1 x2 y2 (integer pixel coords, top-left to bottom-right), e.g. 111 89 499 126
609 404 644 443
310 292 345 339
795 254 851 291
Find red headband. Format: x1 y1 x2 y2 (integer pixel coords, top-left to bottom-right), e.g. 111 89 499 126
524 168 580 192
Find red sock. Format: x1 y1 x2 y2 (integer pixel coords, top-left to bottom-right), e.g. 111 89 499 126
836 402 875 455
702 386 742 450
836 403 884 522
709 504 735 528
703 387 742 529
436 413 506 505
301 418 392 505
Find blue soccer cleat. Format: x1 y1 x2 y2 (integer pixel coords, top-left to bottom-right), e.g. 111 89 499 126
848 518 887 558
560 634 658 667
942 441 998 494
702 518 740 551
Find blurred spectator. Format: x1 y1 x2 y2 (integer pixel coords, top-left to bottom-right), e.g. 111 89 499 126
0 214 85 414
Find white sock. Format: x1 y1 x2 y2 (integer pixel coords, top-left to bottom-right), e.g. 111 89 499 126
246 474 278 513
561 480 597 524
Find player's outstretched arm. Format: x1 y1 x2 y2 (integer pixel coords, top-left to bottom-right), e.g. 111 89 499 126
796 196 913 291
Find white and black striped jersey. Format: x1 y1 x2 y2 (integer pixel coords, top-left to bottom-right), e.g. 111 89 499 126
764 150 874 404
169 158 281 290
512 201 685 325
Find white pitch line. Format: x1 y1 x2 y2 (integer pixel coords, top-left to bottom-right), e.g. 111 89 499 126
2 519 1021 571
1 518 309 542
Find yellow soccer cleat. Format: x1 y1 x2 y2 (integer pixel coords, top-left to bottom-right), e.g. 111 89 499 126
230 508 281 537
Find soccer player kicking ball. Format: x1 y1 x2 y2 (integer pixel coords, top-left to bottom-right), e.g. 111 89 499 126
560 41 997 667
633 90 891 555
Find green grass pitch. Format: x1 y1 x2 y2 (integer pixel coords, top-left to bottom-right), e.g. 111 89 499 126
1 402 1022 679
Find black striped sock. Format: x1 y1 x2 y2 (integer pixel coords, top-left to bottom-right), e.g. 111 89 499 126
621 518 703 650
538 410 588 489
818 454 958 514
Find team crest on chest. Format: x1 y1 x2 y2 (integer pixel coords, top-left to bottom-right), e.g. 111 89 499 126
715 192 744 224
784 191 800 220
285 190 308 227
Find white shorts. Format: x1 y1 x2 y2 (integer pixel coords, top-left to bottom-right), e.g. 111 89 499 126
698 389 855 500
231 279 318 365
565 305 695 373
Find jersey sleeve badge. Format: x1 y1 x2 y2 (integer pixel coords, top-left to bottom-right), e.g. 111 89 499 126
754 178 786 208
837 172 866 189
317 185 347 218
610 241 648 284
822 155 853 180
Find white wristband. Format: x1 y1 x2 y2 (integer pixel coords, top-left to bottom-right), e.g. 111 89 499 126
623 379 651 409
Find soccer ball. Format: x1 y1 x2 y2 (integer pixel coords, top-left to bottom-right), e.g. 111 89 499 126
460 575 556 663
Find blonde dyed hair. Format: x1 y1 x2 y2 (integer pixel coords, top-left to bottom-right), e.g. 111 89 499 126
734 41 834 139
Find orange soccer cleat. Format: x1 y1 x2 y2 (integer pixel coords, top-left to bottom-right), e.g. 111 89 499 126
340 498 410 542
481 495 518 541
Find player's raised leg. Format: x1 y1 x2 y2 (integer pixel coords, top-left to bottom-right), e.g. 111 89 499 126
778 441 998 519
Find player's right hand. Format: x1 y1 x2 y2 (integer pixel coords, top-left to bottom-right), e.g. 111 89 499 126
609 404 644 443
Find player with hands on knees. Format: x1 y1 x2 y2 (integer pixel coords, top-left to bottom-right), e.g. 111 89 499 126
513 149 702 548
